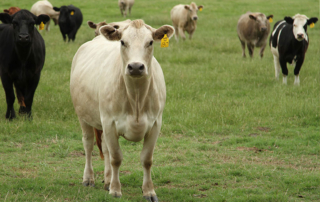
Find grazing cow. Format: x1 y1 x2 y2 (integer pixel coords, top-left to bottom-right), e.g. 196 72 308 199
3 7 21 15
237 12 273 58
118 0 134 17
30 0 59 31
0 10 49 119
53 5 83 42
270 14 318 85
170 2 203 41
87 19 131 36
70 20 174 201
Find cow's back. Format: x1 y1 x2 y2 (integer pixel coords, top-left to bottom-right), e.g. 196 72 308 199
171 5 188 26
31 0 53 15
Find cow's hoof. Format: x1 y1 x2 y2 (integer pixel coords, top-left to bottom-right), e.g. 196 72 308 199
103 183 110 191
82 180 94 187
111 192 121 198
143 195 158 202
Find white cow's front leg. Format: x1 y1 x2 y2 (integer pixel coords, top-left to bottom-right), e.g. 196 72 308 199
101 134 112 191
103 122 123 198
79 120 95 187
294 75 300 85
141 120 161 202
273 55 281 80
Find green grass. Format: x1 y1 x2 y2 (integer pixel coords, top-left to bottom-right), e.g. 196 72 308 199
0 0 319 201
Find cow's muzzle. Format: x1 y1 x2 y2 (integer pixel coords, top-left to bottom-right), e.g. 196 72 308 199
18 34 30 43
193 16 198 21
127 62 145 77
297 33 304 40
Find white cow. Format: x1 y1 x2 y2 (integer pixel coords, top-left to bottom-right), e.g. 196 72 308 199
70 20 174 201
170 2 203 41
118 0 135 18
30 0 59 31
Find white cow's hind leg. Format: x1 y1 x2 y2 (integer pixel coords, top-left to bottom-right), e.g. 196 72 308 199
294 75 300 85
79 120 95 187
141 121 161 201
273 55 281 80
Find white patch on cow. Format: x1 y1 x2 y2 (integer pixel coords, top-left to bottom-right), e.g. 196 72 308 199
283 76 287 84
272 20 286 37
290 56 297 66
273 55 281 80
292 14 308 41
294 75 300 85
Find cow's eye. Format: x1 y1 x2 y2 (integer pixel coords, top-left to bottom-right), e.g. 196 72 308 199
149 40 153 46
120 40 125 46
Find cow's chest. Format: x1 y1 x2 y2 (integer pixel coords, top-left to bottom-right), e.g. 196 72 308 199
115 113 155 142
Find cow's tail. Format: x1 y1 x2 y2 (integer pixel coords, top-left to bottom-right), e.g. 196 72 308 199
93 128 104 160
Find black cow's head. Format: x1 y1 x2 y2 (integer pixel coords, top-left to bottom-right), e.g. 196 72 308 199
0 10 49 45
284 14 318 41
53 6 75 24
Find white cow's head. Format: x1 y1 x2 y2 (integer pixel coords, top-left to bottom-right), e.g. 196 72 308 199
184 2 203 21
284 14 318 41
249 13 273 32
100 20 174 78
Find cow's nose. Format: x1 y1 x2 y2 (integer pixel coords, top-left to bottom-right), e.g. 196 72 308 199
261 27 267 32
297 33 304 39
193 16 198 20
18 34 29 42
127 62 145 76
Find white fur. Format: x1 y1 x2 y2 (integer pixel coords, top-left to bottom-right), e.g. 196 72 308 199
294 75 300 85
292 14 308 41
283 76 287 84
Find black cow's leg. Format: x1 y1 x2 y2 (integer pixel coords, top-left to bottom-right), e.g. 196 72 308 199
279 58 288 84
15 86 27 114
68 31 76 42
294 58 304 85
1 75 16 120
23 77 40 119
62 33 66 41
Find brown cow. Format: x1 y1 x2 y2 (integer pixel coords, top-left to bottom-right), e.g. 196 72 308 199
87 19 131 36
237 12 273 58
170 2 204 41
3 7 21 15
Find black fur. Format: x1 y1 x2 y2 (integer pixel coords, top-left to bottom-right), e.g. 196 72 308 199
0 10 49 119
53 5 83 42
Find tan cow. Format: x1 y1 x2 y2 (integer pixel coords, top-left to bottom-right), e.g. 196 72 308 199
30 0 60 31
170 2 204 41
87 19 131 36
70 20 174 201
237 12 273 58
3 7 21 15
118 0 134 17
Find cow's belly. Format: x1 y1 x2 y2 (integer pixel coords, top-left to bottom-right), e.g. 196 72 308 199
116 113 154 142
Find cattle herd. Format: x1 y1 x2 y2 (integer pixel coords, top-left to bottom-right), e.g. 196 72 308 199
0 0 318 201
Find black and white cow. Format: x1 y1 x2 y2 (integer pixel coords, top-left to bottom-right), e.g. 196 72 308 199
53 5 83 42
269 14 318 85
0 10 49 119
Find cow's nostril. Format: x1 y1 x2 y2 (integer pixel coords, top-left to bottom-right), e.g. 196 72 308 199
128 65 133 71
139 65 144 71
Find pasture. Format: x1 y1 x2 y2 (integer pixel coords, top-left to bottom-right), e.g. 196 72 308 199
0 0 319 201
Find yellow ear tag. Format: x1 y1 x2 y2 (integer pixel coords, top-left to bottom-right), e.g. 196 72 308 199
199 7 203 11
269 18 273 23
161 34 169 48
39 21 44 30
310 22 315 28
71 11 74 15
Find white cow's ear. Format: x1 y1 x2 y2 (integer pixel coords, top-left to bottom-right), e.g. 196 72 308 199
152 25 175 41
249 14 257 20
100 25 122 41
184 5 191 10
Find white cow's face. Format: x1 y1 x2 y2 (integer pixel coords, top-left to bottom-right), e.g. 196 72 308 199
185 3 203 21
100 20 174 78
285 14 318 41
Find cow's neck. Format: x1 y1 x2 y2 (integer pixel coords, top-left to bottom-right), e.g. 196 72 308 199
15 44 32 62
124 76 152 123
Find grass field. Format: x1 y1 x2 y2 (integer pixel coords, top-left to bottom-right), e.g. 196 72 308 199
0 0 319 201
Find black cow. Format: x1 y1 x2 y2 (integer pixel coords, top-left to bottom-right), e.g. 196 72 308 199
269 14 318 85
0 10 49 119
53 5 83 42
